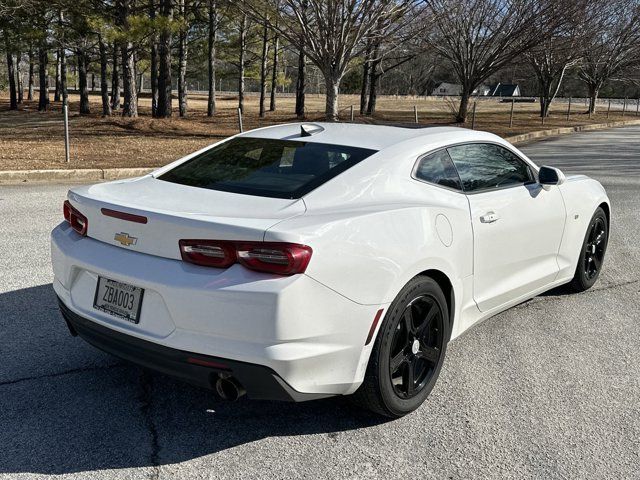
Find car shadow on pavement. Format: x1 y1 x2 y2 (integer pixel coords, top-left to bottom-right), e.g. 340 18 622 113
0 284 387 476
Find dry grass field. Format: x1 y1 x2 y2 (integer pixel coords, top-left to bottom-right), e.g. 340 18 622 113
0 92 636 170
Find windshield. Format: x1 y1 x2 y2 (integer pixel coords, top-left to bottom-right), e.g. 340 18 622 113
158 137 377 199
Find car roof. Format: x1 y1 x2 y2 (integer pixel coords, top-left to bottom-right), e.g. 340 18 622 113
240 122 500 152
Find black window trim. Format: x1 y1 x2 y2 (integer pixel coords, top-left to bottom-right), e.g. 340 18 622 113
411 141 539 195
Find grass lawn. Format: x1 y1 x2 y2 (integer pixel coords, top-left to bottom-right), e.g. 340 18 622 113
0 92 636 170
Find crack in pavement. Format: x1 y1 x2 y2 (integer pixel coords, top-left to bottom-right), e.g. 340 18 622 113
138 368 160 480
0 362 125 387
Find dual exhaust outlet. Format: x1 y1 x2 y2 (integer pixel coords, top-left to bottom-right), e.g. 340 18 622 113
215 373 246 402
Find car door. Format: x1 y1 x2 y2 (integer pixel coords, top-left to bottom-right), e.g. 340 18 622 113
447 143 566 312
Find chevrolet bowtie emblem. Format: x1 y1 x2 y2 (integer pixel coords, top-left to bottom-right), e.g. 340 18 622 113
114 232 138 247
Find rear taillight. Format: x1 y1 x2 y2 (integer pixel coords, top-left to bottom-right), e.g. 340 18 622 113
179 240 236 268
179 240 312 275
63 200 88 236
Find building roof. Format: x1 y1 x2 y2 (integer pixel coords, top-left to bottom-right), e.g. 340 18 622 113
490 83 520 96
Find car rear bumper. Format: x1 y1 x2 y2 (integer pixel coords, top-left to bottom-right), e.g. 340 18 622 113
57 297 325 401
51 223 385 396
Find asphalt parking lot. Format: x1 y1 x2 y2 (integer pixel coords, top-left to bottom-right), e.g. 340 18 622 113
1 126 639 479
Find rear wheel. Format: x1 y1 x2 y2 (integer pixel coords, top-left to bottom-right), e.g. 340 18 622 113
352 277 449 418
568 207 608 292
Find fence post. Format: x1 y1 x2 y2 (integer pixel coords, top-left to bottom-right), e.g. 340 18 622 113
350 105 354 122
566 97 572 121
509 99 514 128
63 104 70 163
237 107 243 133
414 105 418 124
607 98 611 119
471 102 477 130
622 98 627 117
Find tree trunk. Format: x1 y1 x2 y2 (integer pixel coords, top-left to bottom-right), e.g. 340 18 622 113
207 0 217 116
117 0 137 117
295 46 305 118
121 42 138 117
366 72 378 115
54 49 61 102
77 47 91 114
110 42 120 110
28 48 35 101
324 76 340 121
259 21 269 118
366 41 381 115
91 73 96 92
60 48 67 105
457 89 471 123
269 31 278 111
99 37 112 117
238 15 247 114
5 47 18 110
587 82 600 114
156 0 173 117
178 0 188 117
360 43 371 114
150 0 159 116
37 44 49 111
16 50 23 103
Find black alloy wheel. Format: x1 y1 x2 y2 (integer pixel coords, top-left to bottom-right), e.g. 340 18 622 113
352 276 449 418
389 295 444 399
584 216 607 281
569 207 608 292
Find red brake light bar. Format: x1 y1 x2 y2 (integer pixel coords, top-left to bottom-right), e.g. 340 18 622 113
101 208 148 224
63 200 88 236
179 240 312 276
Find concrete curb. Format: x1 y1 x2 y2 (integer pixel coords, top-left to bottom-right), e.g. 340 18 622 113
0 167 155 184
505 118 640 145
1 119 639 185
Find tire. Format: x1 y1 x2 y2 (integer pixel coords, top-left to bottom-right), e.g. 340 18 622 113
568 207 608 292
351 276 449 418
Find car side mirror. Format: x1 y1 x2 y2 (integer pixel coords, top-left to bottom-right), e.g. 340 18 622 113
538 166 565 186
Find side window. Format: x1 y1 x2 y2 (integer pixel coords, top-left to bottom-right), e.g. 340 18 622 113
447 143 534 192
414 149 463 191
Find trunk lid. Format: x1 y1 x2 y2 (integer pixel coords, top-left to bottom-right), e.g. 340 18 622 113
68 175 306 260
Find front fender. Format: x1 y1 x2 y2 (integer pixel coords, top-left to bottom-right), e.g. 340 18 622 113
557 176 610 280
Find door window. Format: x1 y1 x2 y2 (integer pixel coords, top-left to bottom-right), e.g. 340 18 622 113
447 143 534 192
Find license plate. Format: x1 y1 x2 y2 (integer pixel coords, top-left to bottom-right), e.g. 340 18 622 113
93 276 144 324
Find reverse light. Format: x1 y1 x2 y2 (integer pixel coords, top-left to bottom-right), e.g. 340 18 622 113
179 240 312 275
179 240 236 268
63 200 88 236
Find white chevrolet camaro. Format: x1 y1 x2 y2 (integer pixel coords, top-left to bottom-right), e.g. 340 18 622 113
52 123 610 417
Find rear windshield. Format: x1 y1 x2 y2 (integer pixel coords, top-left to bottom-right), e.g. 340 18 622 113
158 137 377 199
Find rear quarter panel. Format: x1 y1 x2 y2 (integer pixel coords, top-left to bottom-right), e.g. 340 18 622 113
264 178 473 308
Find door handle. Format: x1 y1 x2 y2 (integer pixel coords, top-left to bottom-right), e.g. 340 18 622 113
480 212 500 223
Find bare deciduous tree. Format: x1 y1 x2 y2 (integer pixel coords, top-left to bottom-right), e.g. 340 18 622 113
579 0 640 113
243 0 414 120
527 4 589 117
425 0 565 123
